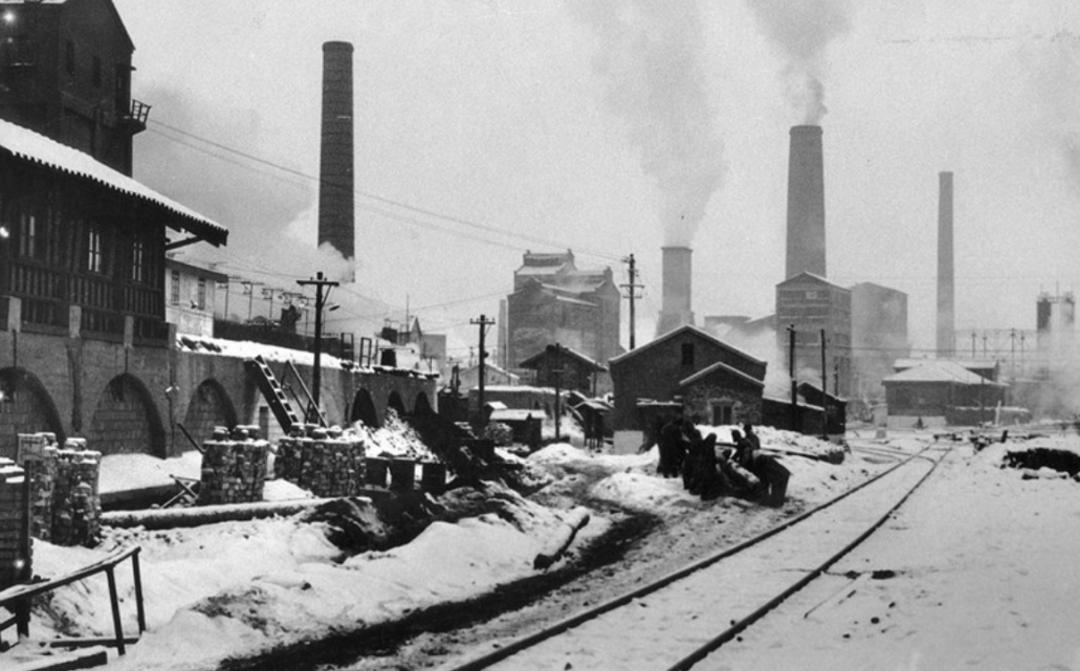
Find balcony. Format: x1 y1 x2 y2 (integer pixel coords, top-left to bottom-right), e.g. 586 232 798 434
118 98 150 134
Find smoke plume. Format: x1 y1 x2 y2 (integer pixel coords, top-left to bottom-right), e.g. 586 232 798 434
573 0 725 247
745 0 852 124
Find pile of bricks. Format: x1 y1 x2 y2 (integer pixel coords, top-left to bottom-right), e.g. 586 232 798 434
17 433 101 548
275 425 366 497
0 458 28 590
198 426 270 505
51 441 102 547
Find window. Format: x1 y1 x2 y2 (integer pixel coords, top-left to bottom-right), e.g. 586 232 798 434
92 55 101 87
87 226 102 272
196 278 207 310
131 240 145 282
681 342 694 366
170 271 180 305
64 40 74 75
18 212 36 258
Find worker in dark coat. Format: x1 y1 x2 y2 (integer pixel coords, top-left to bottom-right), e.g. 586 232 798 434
658 415 684 478
736 424 790 507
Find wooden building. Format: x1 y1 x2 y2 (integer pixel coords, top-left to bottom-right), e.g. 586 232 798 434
881 360 1007 429
519 343 606 396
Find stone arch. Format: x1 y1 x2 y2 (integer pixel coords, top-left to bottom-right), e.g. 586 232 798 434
182 378 238 448
387 391 406 420
350 388 378 427
413 392 433 417
89 374 166 458
0 367 64 460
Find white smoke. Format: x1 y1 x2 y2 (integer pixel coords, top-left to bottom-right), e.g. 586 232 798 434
573 0 725 247
745 0 853 124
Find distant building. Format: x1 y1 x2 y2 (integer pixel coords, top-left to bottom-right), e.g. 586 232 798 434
608 325 767 435
165 259 227 338
0 0 148 175
881 360 1006 429
506 250 620 375
519 343 606 396
850 282 909 402
458 362 520 391
776 272 851 397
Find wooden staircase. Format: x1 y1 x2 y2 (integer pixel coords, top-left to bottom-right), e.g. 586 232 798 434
245 355 302 434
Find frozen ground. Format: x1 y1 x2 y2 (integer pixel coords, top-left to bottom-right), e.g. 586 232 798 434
8 426 1068 670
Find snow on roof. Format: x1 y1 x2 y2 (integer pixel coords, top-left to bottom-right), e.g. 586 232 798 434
882 360 1005 386
0 118 227 245
894 357 996 372
519 344 607 371
679 359 765 388
609 324 766 367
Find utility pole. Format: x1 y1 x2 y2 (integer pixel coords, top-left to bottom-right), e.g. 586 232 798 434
788 324 798 432
820 328 828 440
471 313 495 427
297 271 339 419
620 254 643 350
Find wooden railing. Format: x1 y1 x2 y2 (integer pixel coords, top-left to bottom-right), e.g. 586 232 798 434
0 545 145 654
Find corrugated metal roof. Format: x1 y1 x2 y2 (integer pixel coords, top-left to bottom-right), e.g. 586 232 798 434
0 118 227 245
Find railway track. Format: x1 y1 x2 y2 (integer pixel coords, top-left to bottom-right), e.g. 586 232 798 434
444 445 946 671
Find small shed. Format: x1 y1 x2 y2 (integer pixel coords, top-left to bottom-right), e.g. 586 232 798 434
797 382 847 437
519 344 607 396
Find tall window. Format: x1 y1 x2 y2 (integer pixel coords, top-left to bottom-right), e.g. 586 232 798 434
87 226 102 272
131 240 145 282
18 212 36 258
196 278 207 310
170 271 180 305
681 342 694 366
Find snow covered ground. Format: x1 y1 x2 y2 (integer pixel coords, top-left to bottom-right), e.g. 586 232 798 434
9 426 1059 670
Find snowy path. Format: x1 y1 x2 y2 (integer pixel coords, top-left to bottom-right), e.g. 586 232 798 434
470 450 939 671
703 442 1080 670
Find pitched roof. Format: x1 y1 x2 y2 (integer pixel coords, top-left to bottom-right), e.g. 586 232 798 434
882 360 1005 386
0 118 227 246
776 271 846 290
609 324 765 367
519 344 607 371
679 359 765 388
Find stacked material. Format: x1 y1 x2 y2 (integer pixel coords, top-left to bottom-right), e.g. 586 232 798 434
275 425 366 497
52 440 102 547
0 458 28 590
198 426 270 505
18 432 58 540
17 433 101 547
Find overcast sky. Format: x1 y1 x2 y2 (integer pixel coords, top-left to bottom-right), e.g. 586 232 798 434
115 0 1080 358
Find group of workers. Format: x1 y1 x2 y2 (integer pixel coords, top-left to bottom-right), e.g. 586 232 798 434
655 416 789 507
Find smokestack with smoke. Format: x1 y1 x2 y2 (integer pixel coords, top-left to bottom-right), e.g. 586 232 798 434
573 1 725 247
318 41 355 282
745 0 852 124
786 125 826 278
937 171 955 357
657 246 695 335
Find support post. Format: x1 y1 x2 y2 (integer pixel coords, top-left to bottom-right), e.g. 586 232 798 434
788 324 798 432
470 313 495 428
620 254 643 350
297 272 339 418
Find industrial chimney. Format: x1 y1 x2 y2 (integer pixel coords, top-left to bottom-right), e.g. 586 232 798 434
656 246 695 336
318 41 355 281
936 171 954 357
785 125 826 279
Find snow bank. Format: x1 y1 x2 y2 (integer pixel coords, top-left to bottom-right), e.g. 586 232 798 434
347 409 436 460
98 450 202 495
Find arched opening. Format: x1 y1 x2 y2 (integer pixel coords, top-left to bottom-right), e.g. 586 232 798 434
387 391 406 420
413 392 433 418
89 374 166 458
182 379 238 448
0 367 64 460
350 388 378 427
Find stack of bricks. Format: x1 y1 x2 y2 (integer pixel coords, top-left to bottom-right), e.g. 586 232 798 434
17 433 101 548
0 458 29 590
51 440 102 548
198 426 270 505
275 425 366 497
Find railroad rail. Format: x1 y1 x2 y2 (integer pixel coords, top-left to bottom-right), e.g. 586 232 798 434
447 445 945 671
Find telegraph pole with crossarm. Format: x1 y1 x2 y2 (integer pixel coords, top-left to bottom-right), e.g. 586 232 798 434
297 271 339 416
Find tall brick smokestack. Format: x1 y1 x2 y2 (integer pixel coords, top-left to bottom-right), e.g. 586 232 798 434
318 41 355 281
656 246 695 336
936 171 955 357
785 125 826 279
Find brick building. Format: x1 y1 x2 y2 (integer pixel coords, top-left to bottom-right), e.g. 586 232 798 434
608 325 767 434
505 250 620 375
0 0 147 175
776 272 852 397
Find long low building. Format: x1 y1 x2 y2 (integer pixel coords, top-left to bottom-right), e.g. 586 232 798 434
881 360 1006 429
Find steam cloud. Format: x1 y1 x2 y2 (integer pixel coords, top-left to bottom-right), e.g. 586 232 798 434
745 0 852 124
573 0 725 247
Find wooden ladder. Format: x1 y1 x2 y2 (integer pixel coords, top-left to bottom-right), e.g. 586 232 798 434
245 355 302 434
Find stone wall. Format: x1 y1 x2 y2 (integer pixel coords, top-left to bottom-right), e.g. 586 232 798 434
17 432 101 547
276 426 366 498
0 457 29 590
198 427 269 505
